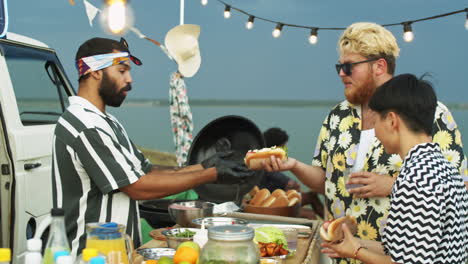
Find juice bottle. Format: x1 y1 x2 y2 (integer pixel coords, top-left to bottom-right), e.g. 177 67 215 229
85 238 127 264
42 208 70 264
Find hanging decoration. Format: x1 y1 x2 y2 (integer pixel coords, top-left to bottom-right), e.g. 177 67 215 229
164 24 201 165
169 72 194 166
83 0 99 26
201 0 468 44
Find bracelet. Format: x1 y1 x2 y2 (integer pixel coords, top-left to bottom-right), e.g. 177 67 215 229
353 246 367 259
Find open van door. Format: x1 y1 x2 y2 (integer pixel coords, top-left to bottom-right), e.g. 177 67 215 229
0 35 74 263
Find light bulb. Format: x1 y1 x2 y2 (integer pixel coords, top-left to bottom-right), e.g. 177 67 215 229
272 23 283 38
100 0 134 35
402 23 414 43
246 16 254 30
403 31 414 42
308 28 318 44
308 35 318 44
465 16 468 30
201 0 208 6
224 5 231 19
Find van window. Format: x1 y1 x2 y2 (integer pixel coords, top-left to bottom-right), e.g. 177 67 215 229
3 43 72 125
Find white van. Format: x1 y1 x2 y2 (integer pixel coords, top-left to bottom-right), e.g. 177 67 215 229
0 32 74 263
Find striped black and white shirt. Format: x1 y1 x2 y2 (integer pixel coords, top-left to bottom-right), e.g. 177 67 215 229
382 143 468 264
52 96 152 257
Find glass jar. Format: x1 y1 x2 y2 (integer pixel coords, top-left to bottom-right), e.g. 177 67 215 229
199 225 260 264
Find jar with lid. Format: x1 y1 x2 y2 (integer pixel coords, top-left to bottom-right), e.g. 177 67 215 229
199 225 260 264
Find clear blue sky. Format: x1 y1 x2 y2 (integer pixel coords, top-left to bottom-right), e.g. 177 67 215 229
7 0 468 103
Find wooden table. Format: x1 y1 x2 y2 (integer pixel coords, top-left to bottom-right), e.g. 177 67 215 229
135 215 321 264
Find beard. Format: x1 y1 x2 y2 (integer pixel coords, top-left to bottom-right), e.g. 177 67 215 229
99 71 132 107
345 74 377 105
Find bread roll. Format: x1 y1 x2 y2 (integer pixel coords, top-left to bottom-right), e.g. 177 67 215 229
244 147 287 170
287 190 301 201
271 189 287 198
250 188 270 206
320 216 357 242
288 197 299 206
260 196 276 207
249 186 260 197
270 195 289 207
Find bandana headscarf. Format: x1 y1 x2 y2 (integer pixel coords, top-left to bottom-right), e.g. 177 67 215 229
76 52 141 77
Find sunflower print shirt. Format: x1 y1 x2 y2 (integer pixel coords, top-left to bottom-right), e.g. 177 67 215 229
312 100 467 264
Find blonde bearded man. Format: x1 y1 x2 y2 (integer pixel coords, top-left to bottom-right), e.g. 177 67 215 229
263 22 467 264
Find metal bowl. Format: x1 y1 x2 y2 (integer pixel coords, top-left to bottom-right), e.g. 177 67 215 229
161 228 200 249
136 248 176 260
191 217 249 228
168 201 214 227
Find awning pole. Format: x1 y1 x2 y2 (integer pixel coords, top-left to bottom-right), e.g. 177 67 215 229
180 0 184 25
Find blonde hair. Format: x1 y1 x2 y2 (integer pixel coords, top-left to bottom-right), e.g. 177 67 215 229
338 22 400 74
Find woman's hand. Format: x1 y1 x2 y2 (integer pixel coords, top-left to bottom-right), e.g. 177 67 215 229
347 172 395 198
321 223 361 259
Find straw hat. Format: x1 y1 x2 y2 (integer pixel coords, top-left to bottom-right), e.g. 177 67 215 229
165 24 201 78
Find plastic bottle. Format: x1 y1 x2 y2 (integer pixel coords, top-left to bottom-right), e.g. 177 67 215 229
0 248 11 264
42 208 70 264
25 238 43 264
25 251 42 264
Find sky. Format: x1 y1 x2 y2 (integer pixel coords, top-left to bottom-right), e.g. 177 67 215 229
6 0 468 103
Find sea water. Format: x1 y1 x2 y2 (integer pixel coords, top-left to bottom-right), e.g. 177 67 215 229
109 100 468 184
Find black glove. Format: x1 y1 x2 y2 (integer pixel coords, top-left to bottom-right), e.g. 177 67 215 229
201 151 255 184
201 151 234 169
215 160 255 184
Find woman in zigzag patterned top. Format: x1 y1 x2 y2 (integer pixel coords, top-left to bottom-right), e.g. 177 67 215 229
321 74 468 263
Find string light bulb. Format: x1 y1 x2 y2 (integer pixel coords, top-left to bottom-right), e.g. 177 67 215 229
272 23 283 38
465 10 468 30
224 5 231 19
246 16 255 30
402 22 414 42
201 0 208 6
100 0 134 35
308 28 318 44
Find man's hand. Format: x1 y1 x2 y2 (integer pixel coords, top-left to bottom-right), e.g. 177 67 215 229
215 160 255 184
201 151 254 184
263 156 298 172
201 151 234 169
347 172 395 198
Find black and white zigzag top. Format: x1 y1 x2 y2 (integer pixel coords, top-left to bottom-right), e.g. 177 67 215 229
382 142 468 264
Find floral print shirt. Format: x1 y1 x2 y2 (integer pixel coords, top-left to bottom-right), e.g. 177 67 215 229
312 100 467 264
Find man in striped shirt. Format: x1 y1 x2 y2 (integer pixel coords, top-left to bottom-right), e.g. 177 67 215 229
52 37 251 257
322 74 468 263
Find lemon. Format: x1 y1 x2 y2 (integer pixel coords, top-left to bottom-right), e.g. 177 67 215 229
177 241 200 252
158 256 174 264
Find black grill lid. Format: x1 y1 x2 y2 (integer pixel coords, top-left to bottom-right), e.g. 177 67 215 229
187 115 265 204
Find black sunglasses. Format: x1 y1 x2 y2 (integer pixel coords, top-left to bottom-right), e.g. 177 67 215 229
335 58 379 76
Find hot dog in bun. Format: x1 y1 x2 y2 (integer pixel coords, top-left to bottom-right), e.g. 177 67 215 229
320 215 357 242
244 146 287 170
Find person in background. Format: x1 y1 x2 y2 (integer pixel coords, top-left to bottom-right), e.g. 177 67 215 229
322 73 468 263
263 22 467 264
51 37 252 257
261 127 324 219
260 127 299 191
